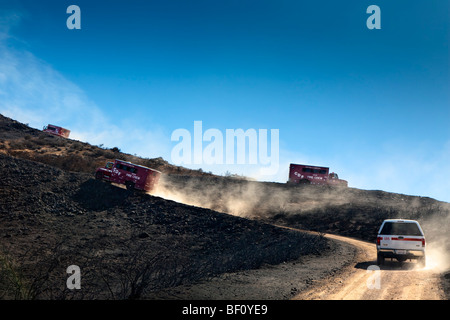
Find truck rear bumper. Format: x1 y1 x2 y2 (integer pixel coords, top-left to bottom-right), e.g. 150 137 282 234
378 248 425 259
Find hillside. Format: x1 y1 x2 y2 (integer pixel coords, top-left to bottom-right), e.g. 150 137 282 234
0 152 329 299
0 114 449 299
0 114 211 177
0 115 328 299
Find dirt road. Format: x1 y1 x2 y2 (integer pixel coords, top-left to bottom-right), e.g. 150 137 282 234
146 229 446 300
294 233 446 300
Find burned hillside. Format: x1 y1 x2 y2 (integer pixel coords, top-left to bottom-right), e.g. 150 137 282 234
0 152 326 299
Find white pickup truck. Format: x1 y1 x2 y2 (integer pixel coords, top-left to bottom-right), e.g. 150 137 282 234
376 219 426 267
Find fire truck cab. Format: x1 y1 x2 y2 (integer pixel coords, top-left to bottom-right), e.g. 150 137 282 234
95 159 161 192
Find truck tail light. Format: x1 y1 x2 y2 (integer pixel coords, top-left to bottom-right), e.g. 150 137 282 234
422 238 426 247
377 236 382 245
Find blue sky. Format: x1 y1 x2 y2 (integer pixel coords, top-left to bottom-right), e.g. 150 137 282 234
1 0 449 202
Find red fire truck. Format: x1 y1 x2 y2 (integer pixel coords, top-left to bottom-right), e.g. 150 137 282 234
43 124 71 138
95 159 161 192
288 163 348 187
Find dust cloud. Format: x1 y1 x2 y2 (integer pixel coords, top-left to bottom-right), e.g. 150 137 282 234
152 175 273 218
421 211 450 272
151 174 450 272
151 174 356 218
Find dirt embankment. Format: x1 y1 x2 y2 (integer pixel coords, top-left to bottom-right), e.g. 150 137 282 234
0 152 328 299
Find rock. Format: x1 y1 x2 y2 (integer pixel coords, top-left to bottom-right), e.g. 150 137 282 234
138 232 150 238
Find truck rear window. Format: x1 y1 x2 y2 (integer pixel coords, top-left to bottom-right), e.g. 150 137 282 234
380 222 422 236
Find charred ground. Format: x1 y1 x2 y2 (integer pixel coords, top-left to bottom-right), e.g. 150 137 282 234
0 115 328 299
0 153 328 299
0 114 449 299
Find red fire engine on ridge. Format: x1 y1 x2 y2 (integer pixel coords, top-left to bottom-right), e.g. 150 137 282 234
43 124 71 138
95 159 161 192
288 163 348 187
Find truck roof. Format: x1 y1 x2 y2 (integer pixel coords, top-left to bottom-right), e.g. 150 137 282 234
290 163 329 169
47 124 68 129
115 159 162 173
382 219 419 223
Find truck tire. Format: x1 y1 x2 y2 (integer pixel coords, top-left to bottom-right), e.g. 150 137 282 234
377 252 385 266
95 171 103 180
125 181 135 191
299 179 311 184
418 255 426 268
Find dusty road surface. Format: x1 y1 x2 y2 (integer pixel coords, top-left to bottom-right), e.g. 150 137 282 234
146 230 447 300
294 233 446 300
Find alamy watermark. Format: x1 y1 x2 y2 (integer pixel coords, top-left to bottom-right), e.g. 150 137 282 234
66 5 81 30
366 265 381 290
66 265 81 290
171 121 279 176
65 4 380 30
